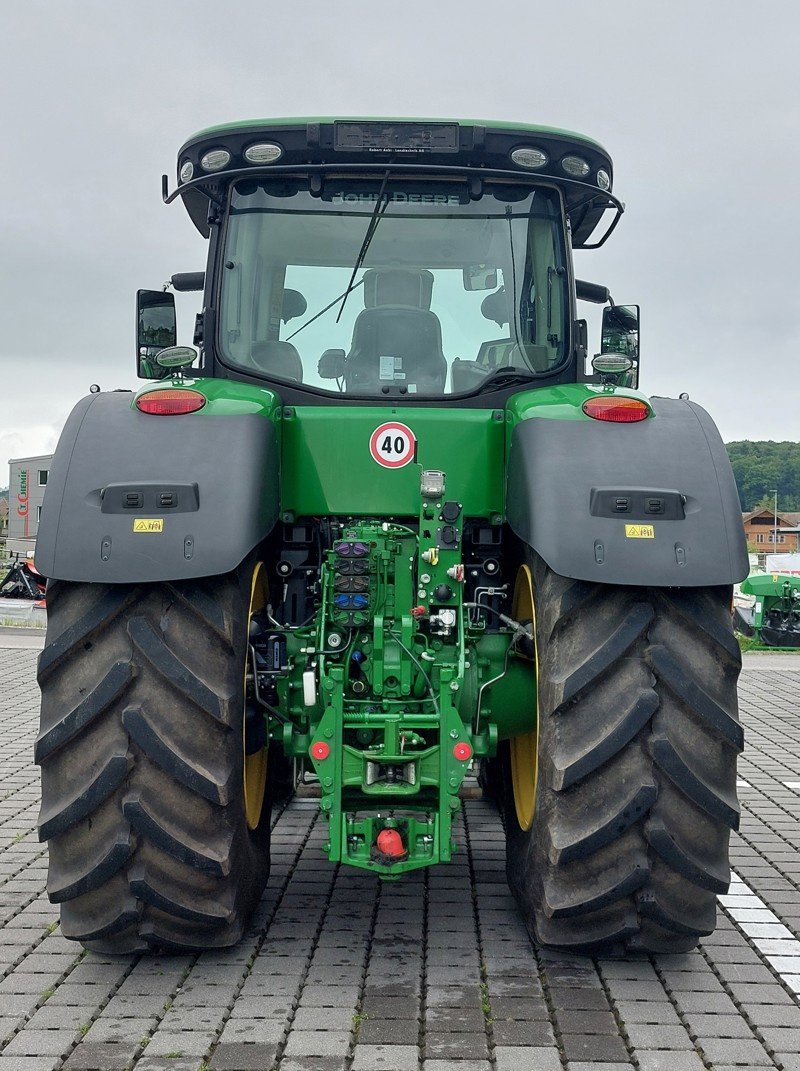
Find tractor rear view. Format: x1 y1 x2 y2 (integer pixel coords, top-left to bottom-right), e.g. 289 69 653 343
35 118 748 955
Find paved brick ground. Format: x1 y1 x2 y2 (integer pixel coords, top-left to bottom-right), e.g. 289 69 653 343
1 636 800 1070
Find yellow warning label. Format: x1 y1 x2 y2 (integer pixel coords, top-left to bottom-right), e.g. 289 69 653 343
625 524 655 539
133 519 164 533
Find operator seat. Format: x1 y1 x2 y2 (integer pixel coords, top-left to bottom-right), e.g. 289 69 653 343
250 288 307 381
345 269 447 394
251 341 303 381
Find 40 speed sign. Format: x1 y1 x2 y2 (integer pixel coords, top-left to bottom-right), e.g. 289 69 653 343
369 422 416 469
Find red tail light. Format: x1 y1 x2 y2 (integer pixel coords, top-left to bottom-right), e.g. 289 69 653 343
582 396 649 423
136 389 206 415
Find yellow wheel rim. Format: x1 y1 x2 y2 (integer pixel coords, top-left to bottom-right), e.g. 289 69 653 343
243 562 268 830
510 564 539 832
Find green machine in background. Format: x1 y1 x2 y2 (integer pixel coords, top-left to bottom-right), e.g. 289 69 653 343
35 118 748 957
737 573 800 648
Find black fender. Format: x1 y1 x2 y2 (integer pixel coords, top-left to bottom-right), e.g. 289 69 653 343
35 392 279 583
506 396 748 587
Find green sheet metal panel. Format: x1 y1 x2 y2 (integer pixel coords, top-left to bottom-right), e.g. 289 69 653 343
280 406 505 519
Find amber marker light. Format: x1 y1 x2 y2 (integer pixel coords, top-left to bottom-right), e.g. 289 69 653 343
136 390 206 415
582 397 650 423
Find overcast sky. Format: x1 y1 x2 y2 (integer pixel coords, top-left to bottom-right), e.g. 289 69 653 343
2 1 798 472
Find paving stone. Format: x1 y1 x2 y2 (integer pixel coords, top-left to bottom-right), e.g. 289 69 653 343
360 995 419 1019
351 1044 419 1070
555 1009 618 1034
695 1037 773 1065
672 990 738 1014
681 1012 756 1038
208 1042 280 1070
424 1032 489 1059
0 1059 62 1071
726 981 789 1005
358 1017 419 1044
216 1018 285 1044
282 1029 352 1057
548 987 610 1010
292 1006 355 1031
560 1033 630 1063
612 1001 681 1024
565 1064 635 1071
741 1001 800 1026
625 1022 694 1049
635 1054 706 1071
490 996 550 1021
135 1058 201 1071
756 1025 800 1051
23 1007 96 1031
62 1043 139 1070
2 1031 74 1057
491 1020 556 1046
494 1048 562 1071
425 1007 485 1031
280 1059 348 1071
423 1063 491 1071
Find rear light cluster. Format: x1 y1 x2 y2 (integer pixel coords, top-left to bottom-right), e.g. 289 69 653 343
582 397 649 423
136 389 206 415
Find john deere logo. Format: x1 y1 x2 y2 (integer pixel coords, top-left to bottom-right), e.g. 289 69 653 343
133 518 164 533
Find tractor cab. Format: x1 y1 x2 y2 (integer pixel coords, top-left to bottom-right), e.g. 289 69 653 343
140 119 635 401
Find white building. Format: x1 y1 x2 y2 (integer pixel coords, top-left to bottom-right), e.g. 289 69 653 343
7 455 53 558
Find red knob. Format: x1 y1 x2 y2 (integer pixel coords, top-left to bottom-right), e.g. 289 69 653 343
376 828 405 858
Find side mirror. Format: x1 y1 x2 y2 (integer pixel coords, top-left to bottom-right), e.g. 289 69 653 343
463 265 498 291
601 304 639 359
318 349 346 379
601 304 639 387
137 290 176 378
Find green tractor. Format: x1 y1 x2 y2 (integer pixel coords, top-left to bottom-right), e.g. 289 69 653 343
35 118 748 955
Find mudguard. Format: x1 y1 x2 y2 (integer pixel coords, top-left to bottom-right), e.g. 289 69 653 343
506 396 748 587
36 392 279 583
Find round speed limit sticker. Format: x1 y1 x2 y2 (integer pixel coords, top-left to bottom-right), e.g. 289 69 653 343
369 422 416 469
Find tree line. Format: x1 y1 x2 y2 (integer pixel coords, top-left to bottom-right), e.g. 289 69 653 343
726 441 800 511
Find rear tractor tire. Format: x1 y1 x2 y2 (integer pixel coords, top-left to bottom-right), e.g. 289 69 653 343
35 561 273 954
503 552 743 954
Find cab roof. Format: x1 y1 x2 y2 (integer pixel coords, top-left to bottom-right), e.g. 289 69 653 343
172 117 620 247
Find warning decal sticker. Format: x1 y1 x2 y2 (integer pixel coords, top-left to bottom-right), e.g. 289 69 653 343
133 519 164 533
625 524 655 539
369 422 416 469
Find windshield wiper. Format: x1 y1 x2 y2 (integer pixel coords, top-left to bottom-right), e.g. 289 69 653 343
286 279 365 342
336 170 391 323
